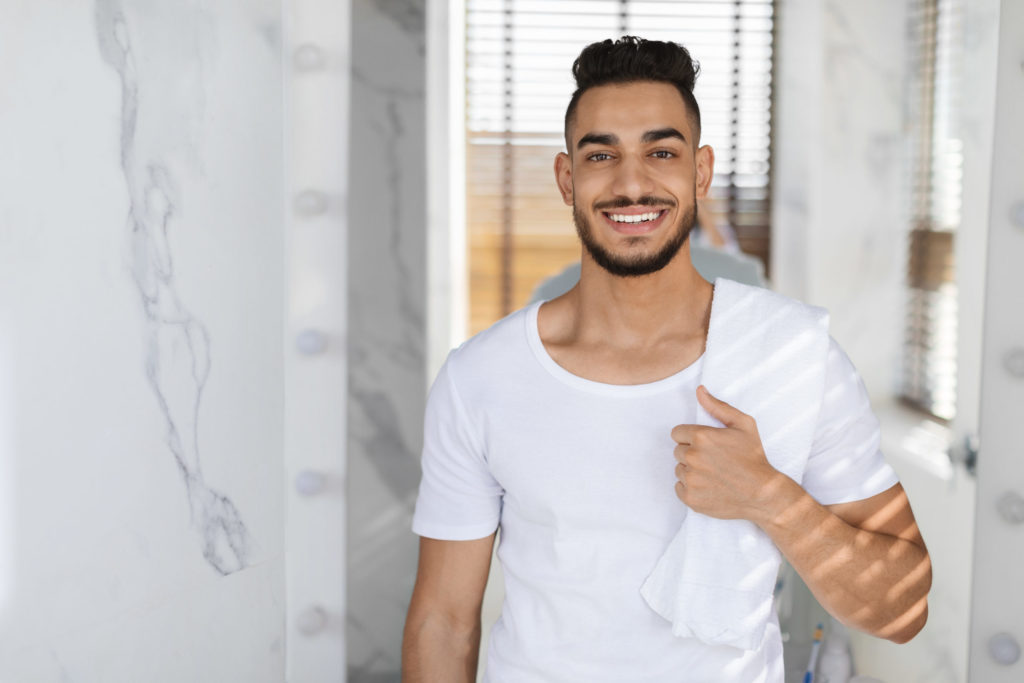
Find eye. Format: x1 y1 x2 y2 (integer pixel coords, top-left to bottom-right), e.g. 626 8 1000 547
651 150 675 159
587 152 613 162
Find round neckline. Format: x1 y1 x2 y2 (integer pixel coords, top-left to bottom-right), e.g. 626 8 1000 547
525 299 705 397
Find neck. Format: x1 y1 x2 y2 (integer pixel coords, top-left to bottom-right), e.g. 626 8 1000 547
566 241 714 349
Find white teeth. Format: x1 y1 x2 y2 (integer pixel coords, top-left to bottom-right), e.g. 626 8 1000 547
608 211 661 224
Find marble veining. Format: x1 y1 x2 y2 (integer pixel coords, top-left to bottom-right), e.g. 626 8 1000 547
351 68 426 359
824 1 903 107
49 649 73 683
369 0 425 48
347 0 428 676
346 612 402 679
94 0 252 576
350 386 421 502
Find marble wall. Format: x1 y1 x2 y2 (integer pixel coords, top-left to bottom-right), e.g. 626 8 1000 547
772 0 909 399
345 0 427 679
0 1 287 680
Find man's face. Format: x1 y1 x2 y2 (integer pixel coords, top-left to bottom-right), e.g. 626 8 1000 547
555 81 714 277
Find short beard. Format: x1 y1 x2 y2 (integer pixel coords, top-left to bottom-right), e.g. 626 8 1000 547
573 199 697 278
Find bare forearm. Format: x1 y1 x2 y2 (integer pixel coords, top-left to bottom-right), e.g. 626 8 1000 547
402 614 480 683
753 477 931 642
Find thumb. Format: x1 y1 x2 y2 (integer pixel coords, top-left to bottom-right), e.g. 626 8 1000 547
697 385 748 428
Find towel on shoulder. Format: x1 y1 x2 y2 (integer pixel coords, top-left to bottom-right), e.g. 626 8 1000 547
640 277 831 651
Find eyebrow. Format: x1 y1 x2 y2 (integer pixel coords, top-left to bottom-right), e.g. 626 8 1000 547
576 127 688 150
576 132 618 149
642 127 687 144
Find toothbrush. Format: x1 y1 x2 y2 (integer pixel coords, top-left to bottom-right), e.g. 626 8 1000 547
803 623 823 683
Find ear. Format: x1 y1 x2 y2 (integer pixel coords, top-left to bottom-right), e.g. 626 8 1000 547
695 145 715 199
554 152 574 206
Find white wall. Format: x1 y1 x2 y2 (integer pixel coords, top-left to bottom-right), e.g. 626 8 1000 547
968 0 1024 678
0 2 288 680
285 0 352 680
845 1 1003 680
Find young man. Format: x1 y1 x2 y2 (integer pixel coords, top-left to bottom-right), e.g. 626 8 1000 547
403 37 931 682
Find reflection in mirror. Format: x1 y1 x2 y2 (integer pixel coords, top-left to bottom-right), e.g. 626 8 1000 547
409 0 1009 682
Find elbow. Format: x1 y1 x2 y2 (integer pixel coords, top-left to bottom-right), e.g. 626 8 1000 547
886 600 928 644
884 560 932 644
880 554 933 644
403 608 481 656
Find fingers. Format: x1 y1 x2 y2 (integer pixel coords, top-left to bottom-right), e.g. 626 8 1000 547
672 386 754 442
671 424 717 447
696 385 753 430
671 424 703 444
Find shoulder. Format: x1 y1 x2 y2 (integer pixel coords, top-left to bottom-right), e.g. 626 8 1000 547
813 333 878 449
712 277 829 327
445 303 536 385
821 334 870 403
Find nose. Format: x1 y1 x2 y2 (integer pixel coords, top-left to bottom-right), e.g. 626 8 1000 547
609 153 655 200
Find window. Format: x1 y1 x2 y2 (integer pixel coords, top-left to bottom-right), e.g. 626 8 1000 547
902 0 963 421
464 0 776 335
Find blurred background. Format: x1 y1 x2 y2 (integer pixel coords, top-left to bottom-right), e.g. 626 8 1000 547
0 0 1021 681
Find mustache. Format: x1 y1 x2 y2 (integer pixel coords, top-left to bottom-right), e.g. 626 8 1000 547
593 196 677 211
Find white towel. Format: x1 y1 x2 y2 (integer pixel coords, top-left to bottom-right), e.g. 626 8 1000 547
640 277 831 651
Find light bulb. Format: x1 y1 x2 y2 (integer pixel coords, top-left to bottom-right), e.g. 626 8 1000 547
989 633 1021 666
1004 348 1024 378
1011 200 1024 229
294 43 326 71
296 329 328 355
997 491 1024 525
295 470 328 496
294 190 328 216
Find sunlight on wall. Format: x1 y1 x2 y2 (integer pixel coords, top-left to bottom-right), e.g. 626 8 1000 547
899 420 954 481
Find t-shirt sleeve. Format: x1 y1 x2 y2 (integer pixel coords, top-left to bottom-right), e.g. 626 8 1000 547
800 336 900 505
411 351 503 540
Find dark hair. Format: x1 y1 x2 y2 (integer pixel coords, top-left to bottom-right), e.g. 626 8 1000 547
564 36 702 151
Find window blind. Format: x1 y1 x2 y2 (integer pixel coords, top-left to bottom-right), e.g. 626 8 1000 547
465 0 776 335
902 0 962 421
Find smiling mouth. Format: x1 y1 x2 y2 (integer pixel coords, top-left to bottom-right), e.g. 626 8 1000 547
602 209 668 225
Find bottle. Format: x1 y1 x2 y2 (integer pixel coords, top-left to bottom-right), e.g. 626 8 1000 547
817 616 852 683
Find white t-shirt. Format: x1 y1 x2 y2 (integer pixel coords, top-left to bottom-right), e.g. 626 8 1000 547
412 300 899 683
